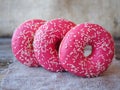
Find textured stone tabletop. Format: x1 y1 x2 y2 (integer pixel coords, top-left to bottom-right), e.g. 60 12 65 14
0 38 120 90
0 38 13 90
1 58 120 90
0 38 13 64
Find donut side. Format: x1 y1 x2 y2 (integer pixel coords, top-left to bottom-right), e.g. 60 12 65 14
33 18 76 72
59 23 115 77
12 19 45 67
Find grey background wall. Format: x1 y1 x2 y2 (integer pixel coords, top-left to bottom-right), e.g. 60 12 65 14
0 0 120 37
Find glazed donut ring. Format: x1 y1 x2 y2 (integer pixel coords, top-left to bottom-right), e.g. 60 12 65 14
33 18 76 72
12 19 45 67
59 23 114 77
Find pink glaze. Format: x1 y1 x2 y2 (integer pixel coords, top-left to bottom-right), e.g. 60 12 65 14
59 23 115 77
12 19 45 67
33 18 76 72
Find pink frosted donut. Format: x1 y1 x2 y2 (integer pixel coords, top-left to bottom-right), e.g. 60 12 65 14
33 18 76 72
12 19 45 67
59 23 114 77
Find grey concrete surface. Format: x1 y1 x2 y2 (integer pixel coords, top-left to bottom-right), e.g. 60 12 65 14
0 38 13 63
1 58 120 90
0 38 120 90
115 39 120 59
0 38 13 89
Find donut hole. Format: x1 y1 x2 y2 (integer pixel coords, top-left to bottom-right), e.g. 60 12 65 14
55 40 61 52
84 45 92 57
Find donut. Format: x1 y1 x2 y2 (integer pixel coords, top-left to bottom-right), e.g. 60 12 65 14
33 18 76 72
59 23 114 77
12 19 45 67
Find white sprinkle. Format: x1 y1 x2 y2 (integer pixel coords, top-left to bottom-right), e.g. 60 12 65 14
74 35 76 37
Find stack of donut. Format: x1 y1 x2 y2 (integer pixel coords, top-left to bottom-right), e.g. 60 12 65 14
12 18 114 78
